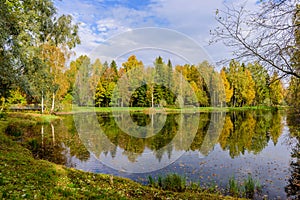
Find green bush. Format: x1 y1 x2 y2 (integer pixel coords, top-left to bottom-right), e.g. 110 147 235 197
0 112 7 121
5 123 22 137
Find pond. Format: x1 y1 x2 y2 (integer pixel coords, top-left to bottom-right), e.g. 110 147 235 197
14 110 300 199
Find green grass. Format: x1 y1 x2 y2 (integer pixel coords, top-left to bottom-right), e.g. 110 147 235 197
6 112 61 123
228 176 241 197
228 175 262 198
0 114 240 199
148 174 186 192
59 105 284 115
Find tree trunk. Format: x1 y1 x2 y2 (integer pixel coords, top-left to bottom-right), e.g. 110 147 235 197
41 91 44 114
51 92 55 113
151 90 154 108
41 125 44 147
51 123 55 145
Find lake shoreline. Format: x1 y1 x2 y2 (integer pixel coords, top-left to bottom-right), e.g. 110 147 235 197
53 105 285 115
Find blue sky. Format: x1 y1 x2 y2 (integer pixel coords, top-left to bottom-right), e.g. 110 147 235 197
54 0 258 67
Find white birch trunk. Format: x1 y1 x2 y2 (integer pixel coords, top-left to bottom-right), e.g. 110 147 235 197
41 91 44 114
51 92 55 113
51 123 55 145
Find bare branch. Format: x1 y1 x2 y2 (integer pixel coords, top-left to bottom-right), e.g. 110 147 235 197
211 0 300 79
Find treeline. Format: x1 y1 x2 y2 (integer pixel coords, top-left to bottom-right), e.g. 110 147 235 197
69 55 217 108
6 53 300 111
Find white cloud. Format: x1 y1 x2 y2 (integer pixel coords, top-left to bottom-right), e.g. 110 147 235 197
55 0 260 67
96 18 131 36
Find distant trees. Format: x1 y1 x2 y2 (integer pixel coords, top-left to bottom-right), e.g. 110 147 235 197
220 60 284 107
61 55 285 109
4 49 288 110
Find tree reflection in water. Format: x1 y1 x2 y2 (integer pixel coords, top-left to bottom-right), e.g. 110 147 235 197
285 112 300 199
6 110 300 198
9 111 287 164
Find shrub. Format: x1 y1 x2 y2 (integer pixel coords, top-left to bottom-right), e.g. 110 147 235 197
5 123 22 137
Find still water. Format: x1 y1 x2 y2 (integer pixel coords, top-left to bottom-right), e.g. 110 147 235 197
19 110 300 199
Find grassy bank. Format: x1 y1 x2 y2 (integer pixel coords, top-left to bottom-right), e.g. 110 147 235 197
0 113 239 199
57 105 284 115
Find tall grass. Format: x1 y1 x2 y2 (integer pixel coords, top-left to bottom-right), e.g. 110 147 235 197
228 176 240 197
228 175 262 198
148 174 186 192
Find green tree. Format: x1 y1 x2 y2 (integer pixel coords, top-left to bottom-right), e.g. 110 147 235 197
95 60 119 107
0 0 80 111
89 59 103 95
225 60 256 107
247 62 270 106
41 44 69 112
287 77 300 108
74 55 92 106
287 4 300 108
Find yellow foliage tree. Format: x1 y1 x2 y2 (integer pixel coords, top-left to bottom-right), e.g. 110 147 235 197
242 69 256 106
220 68 233 104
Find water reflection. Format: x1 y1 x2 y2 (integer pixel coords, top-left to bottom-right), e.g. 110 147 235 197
8 110 300 198
20 117 90 166
74 112 203 172
218 111 283 158
285 112 300 199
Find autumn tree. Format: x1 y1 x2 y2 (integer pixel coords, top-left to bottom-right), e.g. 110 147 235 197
40 44 69 112
243 69 256 106
287 77 300 108
95 60 119 107
220 68 233 105
269 72 285 106
122 55 143 72
247 62 271 106
225 60 256 107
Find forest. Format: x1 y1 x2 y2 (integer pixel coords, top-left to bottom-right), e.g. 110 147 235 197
3 53 299 112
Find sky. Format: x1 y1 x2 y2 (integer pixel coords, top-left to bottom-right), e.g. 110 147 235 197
53 0 259 68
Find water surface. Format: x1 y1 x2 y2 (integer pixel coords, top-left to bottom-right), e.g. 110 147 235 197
20 110 300 199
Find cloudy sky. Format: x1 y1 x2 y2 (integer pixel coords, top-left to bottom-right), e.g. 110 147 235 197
54 0 258 67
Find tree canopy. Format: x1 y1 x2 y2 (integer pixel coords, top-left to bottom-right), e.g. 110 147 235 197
0 0 80 111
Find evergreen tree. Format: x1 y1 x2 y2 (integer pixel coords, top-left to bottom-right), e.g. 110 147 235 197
247 62 270 106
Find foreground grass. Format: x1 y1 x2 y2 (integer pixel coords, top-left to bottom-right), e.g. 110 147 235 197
0 114 238 199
